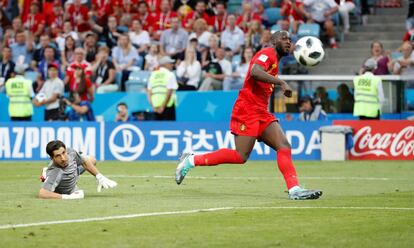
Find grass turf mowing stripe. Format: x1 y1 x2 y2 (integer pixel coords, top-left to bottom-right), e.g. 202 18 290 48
83 175 411 181
1 206 413 230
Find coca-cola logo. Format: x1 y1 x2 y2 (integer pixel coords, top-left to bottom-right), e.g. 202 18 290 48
352 126 414 157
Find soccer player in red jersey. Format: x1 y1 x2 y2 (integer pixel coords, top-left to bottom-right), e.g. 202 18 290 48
175 31 322 200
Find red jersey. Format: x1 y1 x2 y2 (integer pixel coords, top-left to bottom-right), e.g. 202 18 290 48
70 77 93 102
238 47 279 111
152 11 178 32
280 1 305 22
23 13 46 33
182 11 214 30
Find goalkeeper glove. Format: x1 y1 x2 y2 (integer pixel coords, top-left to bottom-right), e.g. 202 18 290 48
96 173 118 192
62 190 84 200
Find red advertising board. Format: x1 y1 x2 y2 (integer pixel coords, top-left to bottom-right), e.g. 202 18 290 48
333 121 414 160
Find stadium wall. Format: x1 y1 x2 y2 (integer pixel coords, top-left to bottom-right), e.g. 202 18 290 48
0 121 412 161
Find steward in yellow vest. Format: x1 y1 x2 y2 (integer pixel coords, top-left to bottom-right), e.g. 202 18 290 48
147 56 178 120
5 66 34 121
353 59 384 120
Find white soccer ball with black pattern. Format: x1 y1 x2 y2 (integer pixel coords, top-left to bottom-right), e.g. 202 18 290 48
293 36 325 67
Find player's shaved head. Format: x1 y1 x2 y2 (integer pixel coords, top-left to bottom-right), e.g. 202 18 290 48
271 31 291 57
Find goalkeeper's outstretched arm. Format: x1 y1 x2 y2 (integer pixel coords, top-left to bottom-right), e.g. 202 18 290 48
81 155 118 192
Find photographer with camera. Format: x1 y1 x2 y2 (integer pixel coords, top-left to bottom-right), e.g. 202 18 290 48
63 64 95 121
33 63 65 121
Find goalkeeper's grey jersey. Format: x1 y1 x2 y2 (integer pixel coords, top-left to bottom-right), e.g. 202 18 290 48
41 148 85 194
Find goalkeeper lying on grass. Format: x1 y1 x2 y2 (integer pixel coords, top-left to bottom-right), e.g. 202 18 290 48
38 140 117 200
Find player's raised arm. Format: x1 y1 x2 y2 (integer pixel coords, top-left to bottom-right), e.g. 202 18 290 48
250 64 292 97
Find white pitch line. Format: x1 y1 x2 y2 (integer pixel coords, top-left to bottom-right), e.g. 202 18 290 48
86 175 411 181
1 206 413 230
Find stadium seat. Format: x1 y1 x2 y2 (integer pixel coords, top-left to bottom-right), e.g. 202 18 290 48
232 54 241 71
264 8 283 25
125 70 151 93
227 4 240 15
297 24 320 38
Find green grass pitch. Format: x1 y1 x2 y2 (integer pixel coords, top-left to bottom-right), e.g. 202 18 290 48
0 160 413 248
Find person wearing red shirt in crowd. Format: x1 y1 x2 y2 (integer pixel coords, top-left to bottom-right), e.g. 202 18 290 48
66 0 90 33
152 0 178 40
182 0 214 31
137 1 156 32
64 48 92 85
236 2 261 33
212 1 227 34
175 31 323 200
48 3 65 38
90 0 113 25
146 0 162 14
280 0 306 34
69 64 94 103
23 2 46 37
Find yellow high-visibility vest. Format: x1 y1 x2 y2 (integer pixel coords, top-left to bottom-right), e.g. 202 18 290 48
353 72 381 118
5 76 33 117
148 69 175 108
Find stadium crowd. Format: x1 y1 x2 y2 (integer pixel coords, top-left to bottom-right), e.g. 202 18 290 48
0 0 412 121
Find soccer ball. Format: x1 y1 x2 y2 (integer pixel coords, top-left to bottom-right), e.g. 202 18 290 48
293 36 325 67
35 93 46 102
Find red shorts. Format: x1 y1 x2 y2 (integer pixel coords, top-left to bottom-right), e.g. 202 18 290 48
230 100 277 138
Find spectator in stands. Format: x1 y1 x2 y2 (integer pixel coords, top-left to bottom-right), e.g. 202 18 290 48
388 41 414 77
48 3 65 38
176 47 202 90
280 0 306 34
153 0 178 40
236 2 261 33
199 47 232 91
212 1 227 34
202 34 219 66
220 14 245 55
223 46 253 91
359 41 390 75
136 1 155 32
66 0 90 34
246 20 264 52
63 64 95 121
112 34 140 91
11 17 23 35
406 0 414 31
0 47 15 93
147 56 178 120
335 0 355 34
10 30 34 69
55 21 80 52
33 34 58 63
335 83 354 113
5 65 34 121
188 18 212 49
37 46 62 87
402 28 414 48
188 37 203 62
303 0 339 49
61 35 77 72
353 58 384 120
65 47 93 87
182 0 214 31
89 15 121 49
243 0 265 15
129 19 150 55
23 2 46 38
90 0 113 26
83 32 98 63
0 7 10 38
257 29 272 51
115 102 135 122
92 46 118 93
314 86 335 113
32 63 65 121
298 95 328 121
148 0 163 13
159 16 188 61
145 43 161 71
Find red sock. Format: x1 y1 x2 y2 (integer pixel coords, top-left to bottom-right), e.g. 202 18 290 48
194 149 244 166
277 148 299 190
